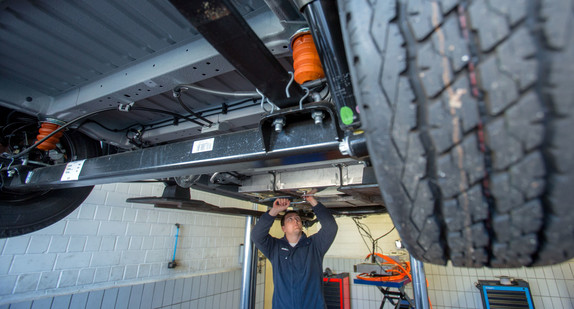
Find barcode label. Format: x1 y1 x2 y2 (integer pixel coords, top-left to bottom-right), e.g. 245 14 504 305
192 138 215 153
61 160 86 181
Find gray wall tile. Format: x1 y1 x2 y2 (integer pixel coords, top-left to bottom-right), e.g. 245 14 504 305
116 286 132 309
128 284 143 309
191 276 200 300
50 295 71 309
30 297 53 309
69 292 89 309
199 276 208 298
101 288 118 309
207 274 216 296
152 281 165 309
197 298 206 309
162 279 175 307
173 278 184 303
182 278 193 302
85 290 104 309
8 301 32 309
140 283 154 309
189 299 198 309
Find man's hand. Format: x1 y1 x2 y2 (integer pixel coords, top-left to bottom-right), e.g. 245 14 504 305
303 189 319 207
269 198 290 216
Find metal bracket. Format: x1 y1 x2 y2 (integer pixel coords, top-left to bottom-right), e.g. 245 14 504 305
259 102 341 152
118 102 134 112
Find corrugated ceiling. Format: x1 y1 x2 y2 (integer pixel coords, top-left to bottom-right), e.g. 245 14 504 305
0 0 265 96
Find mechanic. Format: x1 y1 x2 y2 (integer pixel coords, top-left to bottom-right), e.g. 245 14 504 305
251 193 338 309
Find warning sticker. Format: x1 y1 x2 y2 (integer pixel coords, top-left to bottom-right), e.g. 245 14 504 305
192 138 215 154
61 160 86 181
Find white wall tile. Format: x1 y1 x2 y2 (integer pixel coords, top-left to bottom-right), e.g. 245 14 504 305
122 208 137 222
77 268 95 285
55 252 91 270
10 254 56 274
58 269 79 288
93 267 110 284
560 262 574 280
91 251 121 267
38 271 59 290
78 204 97 220
137 264 151 278
124 265 138 280
99 236 116 251
14 273 40 293
26 236 51 254
99 221 127 236
3 237 31 255
3 181 573 309
561 297 573 308
109 265 125 281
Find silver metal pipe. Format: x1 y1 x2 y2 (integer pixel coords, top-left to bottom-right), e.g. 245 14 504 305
410 255 430 309
240 215 258 309
173 84 259 98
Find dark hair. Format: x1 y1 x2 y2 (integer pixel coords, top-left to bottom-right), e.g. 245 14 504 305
281 210 300 226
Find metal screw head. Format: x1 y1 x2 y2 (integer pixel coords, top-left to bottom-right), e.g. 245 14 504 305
272 117 286 132
311 111 324 125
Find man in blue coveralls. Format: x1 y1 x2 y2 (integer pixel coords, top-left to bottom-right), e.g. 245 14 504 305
251 193 338 309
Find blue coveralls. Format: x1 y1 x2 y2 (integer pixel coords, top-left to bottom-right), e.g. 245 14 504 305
251 202 338 309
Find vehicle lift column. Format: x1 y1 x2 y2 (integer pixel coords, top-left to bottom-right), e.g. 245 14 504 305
410 256 431 309
240 214 258 309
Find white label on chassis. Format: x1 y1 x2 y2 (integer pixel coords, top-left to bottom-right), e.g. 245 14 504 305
61 160 86 181
192 138 215 153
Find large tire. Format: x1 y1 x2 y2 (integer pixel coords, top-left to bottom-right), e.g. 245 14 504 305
0 131 101 238
340 0 574 267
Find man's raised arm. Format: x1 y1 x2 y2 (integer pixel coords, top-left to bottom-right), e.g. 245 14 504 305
251 198 290 259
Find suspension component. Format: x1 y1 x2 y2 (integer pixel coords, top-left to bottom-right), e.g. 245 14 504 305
291 28 325 85
36 120 65 151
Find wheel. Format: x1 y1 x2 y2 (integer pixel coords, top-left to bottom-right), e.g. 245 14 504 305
0 131 101 238
339 0 574 267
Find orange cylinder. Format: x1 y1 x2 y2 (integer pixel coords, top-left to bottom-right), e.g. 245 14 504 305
292 33 325 84
36 122 64 151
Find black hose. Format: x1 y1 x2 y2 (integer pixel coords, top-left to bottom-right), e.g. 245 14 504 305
11 107 119 160
176 97 213 125
132 107 205 126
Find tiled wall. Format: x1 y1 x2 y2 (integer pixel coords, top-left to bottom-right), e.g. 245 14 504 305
425 260 574 309
323 214 574 309
2 269 258 309
0 183 265 308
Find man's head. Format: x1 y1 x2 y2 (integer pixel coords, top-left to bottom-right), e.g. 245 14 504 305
281 210 302 236
281 210 300 226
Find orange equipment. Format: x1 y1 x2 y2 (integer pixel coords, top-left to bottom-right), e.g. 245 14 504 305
36 122 64 151
356 253 433 309
356 253 412 283
291 29 325 84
